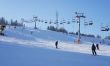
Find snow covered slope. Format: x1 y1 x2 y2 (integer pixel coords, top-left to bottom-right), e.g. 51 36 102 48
4 27 75 42
0 26 110 66
0 26 109 56
0 42 110 66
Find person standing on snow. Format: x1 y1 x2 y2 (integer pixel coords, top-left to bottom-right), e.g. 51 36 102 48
96 44 99 50
91 43 97 55
55 41 58 49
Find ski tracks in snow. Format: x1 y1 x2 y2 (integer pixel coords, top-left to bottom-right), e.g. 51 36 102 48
0 36 110 57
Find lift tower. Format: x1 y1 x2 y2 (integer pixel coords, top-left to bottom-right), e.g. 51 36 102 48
75 12 86 44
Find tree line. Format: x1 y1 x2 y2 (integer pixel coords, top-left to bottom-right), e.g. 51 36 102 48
47 25 110 40
0 17 22 26
0 17 110 40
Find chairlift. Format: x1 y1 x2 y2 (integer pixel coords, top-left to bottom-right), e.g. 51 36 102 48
62 20 66 23
54 22 57 24
45 22 47 23
45 21 47 23
67 22 70 24
41 20 43 22
72 20 76 22
84 22 88 26
89 21 93 25
77 21 79 23
89 22 93 25
63 22 66 23
101 26 109 31
72 19 75 22
60 23 63 24
38 20 40 22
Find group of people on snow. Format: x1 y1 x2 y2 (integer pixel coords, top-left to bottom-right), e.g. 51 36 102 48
55 41 100 56
91 43 100 56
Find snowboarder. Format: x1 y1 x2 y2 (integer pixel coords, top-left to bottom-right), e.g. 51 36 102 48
96 44 99 50
91 43 97 55
55 41 58 49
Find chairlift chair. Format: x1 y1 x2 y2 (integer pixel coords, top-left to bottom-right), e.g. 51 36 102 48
45 21 47 23
38 20 40 22
60 23 63 24
101 26 109 31
67 22 70 24
72 19 75 22
89 21 93 25
84 22 88 26
41 20 43 22
89 22 93 25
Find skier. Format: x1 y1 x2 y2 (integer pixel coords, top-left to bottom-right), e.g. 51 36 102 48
96 44 99 50
100 42 101 44
55 41 58 49
91 43 97 56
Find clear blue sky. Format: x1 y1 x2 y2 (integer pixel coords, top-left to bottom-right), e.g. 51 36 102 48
0 0 110 38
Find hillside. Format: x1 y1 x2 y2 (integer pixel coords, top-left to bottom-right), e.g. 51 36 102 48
0 26 110 66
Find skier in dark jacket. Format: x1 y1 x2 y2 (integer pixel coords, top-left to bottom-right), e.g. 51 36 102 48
55 41 58 49
96 44 99 50
91 44 97 55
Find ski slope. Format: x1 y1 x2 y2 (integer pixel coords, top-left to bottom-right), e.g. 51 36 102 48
0 26 110 66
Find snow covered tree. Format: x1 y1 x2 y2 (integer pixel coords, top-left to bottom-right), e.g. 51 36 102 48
10 19 22 26
0 17 8 25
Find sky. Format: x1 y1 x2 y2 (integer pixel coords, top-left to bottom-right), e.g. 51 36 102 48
0 0 110 38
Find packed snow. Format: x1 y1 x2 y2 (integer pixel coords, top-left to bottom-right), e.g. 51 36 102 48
0 26 110 66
